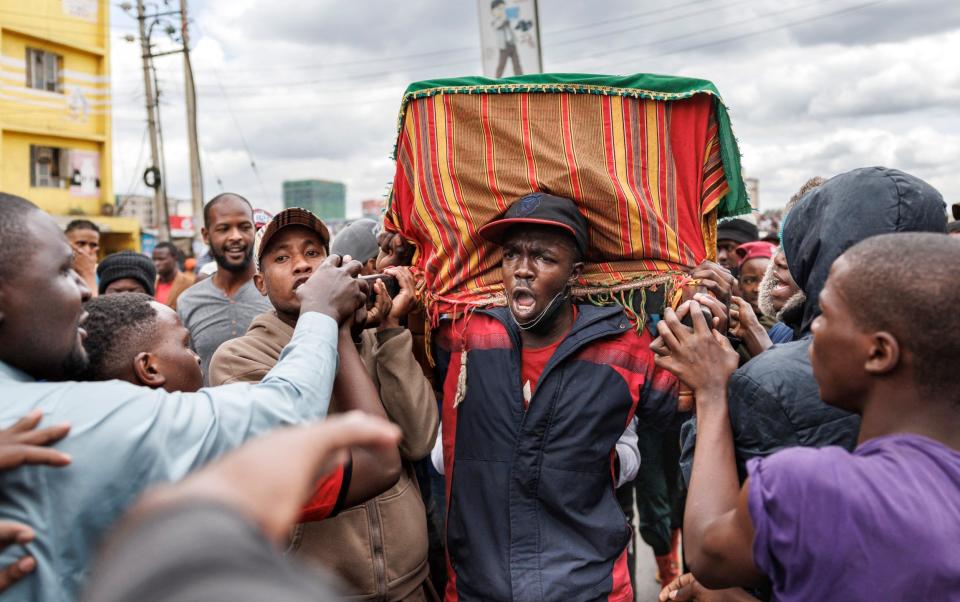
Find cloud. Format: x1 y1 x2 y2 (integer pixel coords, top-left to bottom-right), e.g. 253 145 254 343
109 0 960 220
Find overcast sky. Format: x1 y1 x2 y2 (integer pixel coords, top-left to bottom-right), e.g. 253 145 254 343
109 0 960 217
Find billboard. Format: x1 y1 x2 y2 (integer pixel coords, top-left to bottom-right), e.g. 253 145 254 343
477 0 542 78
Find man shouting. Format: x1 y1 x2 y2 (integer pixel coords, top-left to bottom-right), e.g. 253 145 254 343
434 192 678 602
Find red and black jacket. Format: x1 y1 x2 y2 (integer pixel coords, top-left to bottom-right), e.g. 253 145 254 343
435 304 679 602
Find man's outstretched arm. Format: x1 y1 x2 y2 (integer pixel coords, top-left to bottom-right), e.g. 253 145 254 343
653 299 764 589
328 326 402 508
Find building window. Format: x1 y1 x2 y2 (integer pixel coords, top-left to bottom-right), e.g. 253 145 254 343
26 48 63 93
30 145 69 188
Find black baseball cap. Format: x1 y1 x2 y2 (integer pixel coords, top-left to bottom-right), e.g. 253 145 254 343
478 192 589 256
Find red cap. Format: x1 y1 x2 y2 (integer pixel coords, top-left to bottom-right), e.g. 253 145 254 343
735 241 776 267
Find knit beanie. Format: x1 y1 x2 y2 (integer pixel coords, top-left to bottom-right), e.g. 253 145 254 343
97 251 157 296
717 218 759 245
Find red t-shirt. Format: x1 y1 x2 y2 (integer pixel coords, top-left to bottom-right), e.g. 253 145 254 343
520 307 577 409
299 458 352 522
155 279 173 305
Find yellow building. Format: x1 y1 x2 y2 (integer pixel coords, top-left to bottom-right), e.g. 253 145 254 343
0 0 139 253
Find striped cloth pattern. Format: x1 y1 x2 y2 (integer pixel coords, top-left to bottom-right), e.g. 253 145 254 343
384 74 746 318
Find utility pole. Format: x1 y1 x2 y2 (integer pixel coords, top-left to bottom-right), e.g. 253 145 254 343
136 0 171 241
180 0 204 242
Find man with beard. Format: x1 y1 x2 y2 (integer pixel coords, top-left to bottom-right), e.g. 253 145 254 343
434 192 676 602
756 247 803 346
0 192 374 600
177 193 272 382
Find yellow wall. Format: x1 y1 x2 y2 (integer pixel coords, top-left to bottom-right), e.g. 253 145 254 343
0 0 120 237
2 130 102 214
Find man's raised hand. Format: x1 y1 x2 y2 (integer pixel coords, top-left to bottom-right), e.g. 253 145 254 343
296 254 368 325
654 300 739 397
0 410 71 471
125 412 401 544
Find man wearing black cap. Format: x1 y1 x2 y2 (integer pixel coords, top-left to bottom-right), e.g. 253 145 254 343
716 218 759 272
433 192 677 602
97 250 157 296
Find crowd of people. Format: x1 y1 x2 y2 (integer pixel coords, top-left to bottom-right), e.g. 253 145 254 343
0 164 958 602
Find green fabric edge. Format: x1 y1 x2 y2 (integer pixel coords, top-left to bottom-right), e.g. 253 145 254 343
390 73 750 218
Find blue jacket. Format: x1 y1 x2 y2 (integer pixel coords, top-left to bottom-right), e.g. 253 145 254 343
435 304 678 602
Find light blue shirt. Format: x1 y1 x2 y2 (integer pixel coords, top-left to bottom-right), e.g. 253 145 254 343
0 312 338 601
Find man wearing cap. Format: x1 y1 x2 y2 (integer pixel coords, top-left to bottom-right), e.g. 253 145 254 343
433 192 677 602
331 218 381 275
716 218 759 272
97 250 157 296
734 241 777 324
209 207 438 602
177 193 272 382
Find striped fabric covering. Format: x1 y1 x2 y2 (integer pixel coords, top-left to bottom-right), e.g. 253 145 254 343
384 74 749 318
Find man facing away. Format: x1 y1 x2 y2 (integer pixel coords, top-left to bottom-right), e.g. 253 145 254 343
209 208 438 601
152 241 195 310
177 193 272 382
434 192 678 602
655 233 960 601
0 192 373 600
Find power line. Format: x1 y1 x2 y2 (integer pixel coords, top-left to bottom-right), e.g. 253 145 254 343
211 71 271 201
112 0 859 101
143 0 759 78
574 0 889 68
108 0 826 94
121 125 150 197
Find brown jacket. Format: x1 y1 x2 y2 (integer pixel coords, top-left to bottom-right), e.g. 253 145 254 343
209 312 438 601
157 270 195 310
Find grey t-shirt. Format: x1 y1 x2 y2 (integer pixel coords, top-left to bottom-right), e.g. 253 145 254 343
177 277 272 383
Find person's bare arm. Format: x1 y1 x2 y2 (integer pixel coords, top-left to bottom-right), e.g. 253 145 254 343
329 327 402 507
653 301 763 589
659 572 760 602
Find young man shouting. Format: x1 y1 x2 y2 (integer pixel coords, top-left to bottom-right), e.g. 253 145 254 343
435 192 678 602
655 233 960 600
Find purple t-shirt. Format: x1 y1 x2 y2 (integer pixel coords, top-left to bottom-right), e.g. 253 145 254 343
747 434 960 601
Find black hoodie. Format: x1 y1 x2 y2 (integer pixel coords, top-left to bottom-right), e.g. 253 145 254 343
782 166 946 334
682 167 946 484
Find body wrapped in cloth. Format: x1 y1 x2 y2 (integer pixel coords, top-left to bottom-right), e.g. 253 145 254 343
383 73 750 329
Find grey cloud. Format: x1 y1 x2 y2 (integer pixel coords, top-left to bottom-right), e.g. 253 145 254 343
789 0 960 47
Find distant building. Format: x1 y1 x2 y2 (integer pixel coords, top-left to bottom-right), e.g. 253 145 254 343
361 198 385 219
116 194 195 251
282 179 346 220
0 0 140 253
